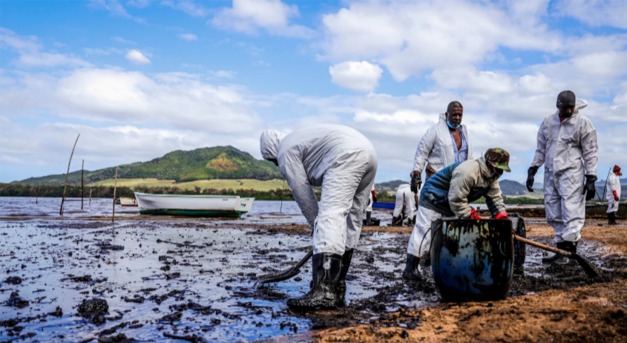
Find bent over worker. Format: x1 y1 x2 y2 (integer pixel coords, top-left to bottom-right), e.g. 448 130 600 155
403 148 510 281
606 165 622 225
260 124 378 310
392 184 416 226
526 90 598 263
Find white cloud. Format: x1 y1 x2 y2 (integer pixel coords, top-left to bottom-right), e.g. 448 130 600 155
329 61 383 92
555 0 627 29
319 1 562 81
161 0 211 17
179 33 198 41
0 28 90 68
125 49 151 64
211 0 314 38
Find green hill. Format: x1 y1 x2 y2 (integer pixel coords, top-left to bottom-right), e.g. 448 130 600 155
17 146 282 186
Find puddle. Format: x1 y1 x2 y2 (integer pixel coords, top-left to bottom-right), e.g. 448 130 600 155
0 197 620 342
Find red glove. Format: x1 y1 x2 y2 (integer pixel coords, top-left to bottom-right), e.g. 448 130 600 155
613 190 620 201
494 212 509 220
469 208 482 220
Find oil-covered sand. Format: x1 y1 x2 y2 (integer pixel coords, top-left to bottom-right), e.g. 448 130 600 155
0 197 625 342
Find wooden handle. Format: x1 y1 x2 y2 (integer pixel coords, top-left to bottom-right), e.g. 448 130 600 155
514 235 574 257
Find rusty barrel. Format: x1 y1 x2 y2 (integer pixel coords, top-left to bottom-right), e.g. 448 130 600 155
430 218 514 301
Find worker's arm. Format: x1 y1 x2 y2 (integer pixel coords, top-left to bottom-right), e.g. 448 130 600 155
280 155 319 229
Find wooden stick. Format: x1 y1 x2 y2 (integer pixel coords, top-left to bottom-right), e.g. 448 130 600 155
60 133 80 216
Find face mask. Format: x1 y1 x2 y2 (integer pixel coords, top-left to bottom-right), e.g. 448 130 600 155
446 120 460 130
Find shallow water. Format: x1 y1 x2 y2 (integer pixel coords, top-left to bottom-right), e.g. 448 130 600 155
0 197 614 342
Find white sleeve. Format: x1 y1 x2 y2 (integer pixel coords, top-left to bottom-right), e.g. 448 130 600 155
412 127 436 172
280 153 319 229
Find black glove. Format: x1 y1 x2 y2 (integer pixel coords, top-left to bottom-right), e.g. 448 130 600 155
583 175 597 201
526 166 538 192
410 172 422 193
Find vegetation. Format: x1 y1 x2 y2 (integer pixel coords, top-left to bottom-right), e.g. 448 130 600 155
17 146 282 186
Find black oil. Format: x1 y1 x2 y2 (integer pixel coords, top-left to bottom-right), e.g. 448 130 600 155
0 197 622 342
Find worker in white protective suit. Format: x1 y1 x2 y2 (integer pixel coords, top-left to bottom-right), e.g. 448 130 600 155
259 125 377 310
364 185 378 225
391 184 416 226
526 90 598 264
403 148 511 281
409 101 473 194
606 165 622 225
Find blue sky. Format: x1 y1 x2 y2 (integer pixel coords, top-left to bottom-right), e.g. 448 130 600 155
1 0 626 185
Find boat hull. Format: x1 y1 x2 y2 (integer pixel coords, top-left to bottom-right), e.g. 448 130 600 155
431 218 514 302
134 192 254 218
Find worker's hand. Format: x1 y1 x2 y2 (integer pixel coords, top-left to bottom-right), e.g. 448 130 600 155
583 175 597 201
526 166 538 192
493 211 509 220
410 171 422 193
613 190 620 202
469 208 482 220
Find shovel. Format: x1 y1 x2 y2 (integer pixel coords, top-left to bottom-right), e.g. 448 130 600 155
254 249 313 289
513 234 599 278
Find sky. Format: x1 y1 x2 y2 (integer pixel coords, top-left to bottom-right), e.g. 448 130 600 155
1 0 626 186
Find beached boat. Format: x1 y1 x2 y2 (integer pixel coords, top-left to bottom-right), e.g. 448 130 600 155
134 192 254 218
119 196 138 207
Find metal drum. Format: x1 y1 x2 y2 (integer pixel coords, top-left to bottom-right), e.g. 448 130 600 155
430 218 514 301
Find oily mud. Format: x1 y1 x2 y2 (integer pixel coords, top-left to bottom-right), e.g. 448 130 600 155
0 198 625 342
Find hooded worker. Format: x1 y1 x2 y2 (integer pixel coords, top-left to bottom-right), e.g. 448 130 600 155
392 184 416 226
260 124 378 310
526 90 598 264
403 148 511 281
606 165 622 225
410 101 474 193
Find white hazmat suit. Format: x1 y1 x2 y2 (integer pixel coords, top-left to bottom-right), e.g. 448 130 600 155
606 172 621 213
530 102 598 243
260 125 378 255
413 113 473 176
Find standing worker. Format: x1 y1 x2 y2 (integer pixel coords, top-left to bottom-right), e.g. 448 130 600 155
410 101 474 193
403 148 511 281
392 184 416 226
526 90 598 264
260 124 377 310
606 165 622 225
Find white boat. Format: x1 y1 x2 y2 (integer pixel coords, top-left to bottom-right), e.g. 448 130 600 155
134 192 254 218
119 196 138 207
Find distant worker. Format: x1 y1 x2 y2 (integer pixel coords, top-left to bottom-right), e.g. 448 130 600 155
410 101 474 194
364 184 378 225
606 165 622 225
403 148 511 281
526 90 598 264
392 184 416 226
260 124 377 310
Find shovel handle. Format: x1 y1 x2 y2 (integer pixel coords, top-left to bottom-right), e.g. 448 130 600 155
513 234 574 257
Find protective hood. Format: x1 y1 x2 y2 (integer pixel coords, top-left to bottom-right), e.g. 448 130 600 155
259 129 286 160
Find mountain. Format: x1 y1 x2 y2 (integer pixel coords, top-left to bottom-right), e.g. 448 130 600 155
17 146 282 186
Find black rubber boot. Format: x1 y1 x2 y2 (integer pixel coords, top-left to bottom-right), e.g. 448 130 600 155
402 254 422 281
608 212 617 225
543 241 578 264
555 241 578 265
287 253 343 310
336 249 354 306
392 216 403 226
542 241 568 263
365 211 372 225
